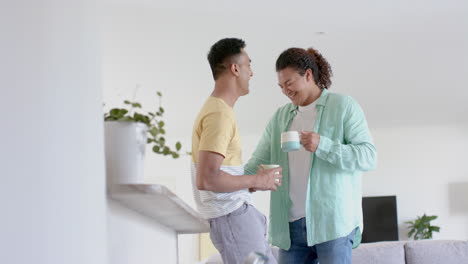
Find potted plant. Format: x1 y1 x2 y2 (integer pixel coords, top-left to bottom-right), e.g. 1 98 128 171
405 214 440 240
104 91 182 184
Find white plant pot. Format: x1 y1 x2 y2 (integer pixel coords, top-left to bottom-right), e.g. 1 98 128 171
104 121 148 184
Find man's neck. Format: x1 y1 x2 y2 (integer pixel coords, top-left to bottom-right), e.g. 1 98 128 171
211 80 239 107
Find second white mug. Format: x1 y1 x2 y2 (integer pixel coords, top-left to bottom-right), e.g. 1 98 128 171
281 131 301 152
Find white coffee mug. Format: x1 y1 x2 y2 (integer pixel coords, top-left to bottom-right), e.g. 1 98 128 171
281 131 301 152
260 164 280 182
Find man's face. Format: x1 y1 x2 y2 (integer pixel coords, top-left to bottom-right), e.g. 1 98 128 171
277 67 313 106
235 49 253 95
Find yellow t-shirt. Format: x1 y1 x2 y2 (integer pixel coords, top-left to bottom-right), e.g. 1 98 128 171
192 97 242 166
191 96 251 219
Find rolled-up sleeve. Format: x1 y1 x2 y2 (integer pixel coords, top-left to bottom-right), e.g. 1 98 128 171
315 96 377 171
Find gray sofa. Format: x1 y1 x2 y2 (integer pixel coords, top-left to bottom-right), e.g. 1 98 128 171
353 240 468 264
202 240 468 264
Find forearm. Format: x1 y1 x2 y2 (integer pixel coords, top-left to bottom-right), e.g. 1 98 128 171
315 135 377 171
244 135 272 175
198 169 257 193
245 116 274 175
314 96 378 171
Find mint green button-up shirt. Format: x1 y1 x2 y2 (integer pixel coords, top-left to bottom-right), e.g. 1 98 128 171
244 89 377 250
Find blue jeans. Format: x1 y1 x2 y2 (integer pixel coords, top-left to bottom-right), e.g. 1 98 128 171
279 218 356 264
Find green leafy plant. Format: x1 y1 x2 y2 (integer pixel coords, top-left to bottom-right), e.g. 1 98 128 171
405 214 440 240
104 91 182 158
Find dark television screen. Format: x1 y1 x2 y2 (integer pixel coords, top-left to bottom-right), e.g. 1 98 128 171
362 195 399 243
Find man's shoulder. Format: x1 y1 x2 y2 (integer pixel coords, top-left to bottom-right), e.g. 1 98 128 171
201 96 223 109
323 91 362 112
275 102 296 115
323 91 366 121
263 103 294 125
324 91 352 104
199 97 234 119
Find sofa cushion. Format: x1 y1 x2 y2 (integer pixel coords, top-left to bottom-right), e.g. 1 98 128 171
352 241 406 264
405 240 468 264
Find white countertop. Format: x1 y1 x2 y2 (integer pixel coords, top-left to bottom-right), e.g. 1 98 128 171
108 184 209 234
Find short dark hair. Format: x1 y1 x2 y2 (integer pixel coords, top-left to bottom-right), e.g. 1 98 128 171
207 38 246 80
275 47 333 90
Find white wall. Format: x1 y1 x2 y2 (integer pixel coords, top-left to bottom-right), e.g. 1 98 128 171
364 125 468 240
108 200 177 264
0 2 108 264
101 1 468 263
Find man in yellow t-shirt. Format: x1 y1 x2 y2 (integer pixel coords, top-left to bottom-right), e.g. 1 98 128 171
191 38 282 264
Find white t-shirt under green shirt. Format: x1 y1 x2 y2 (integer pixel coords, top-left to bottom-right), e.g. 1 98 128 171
288 100 317 222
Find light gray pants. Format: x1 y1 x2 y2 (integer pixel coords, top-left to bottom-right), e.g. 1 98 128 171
208 203 277 264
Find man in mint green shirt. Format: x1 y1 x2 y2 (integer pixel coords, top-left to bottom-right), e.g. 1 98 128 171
245 47 377 264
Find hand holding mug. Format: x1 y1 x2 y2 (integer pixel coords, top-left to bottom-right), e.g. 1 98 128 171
299 131 320 152
253 164 282 191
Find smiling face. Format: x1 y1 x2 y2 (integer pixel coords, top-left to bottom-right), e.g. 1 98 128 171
277 67 318 106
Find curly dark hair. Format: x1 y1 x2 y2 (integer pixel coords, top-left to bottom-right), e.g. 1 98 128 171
275 47 333 90
207 38 246 80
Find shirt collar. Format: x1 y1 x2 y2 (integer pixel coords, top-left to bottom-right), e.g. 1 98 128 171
289 89 329 113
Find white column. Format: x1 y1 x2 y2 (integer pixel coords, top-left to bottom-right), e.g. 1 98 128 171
0 1 107 264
